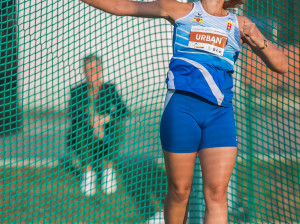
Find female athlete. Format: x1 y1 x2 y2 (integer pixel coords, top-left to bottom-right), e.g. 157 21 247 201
80 0 288 223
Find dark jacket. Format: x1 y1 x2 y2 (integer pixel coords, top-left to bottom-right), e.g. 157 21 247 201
70 81 128 127
67 80 128 155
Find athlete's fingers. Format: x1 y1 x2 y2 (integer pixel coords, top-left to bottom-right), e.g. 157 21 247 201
242 22 258 41
241 32 255 46
242 22 256 37
242 21 265 48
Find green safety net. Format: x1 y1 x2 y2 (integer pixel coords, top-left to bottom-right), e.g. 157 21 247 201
0 0 299 223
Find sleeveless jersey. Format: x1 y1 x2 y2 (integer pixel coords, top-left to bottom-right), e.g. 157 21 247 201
166 1 241 107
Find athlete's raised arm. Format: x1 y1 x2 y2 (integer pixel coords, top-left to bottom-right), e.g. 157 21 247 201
238 16 288 74
80 0 193 23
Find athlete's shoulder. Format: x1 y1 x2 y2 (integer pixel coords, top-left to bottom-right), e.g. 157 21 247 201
161 0 194 24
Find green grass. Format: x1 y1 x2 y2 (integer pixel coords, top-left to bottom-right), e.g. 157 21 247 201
0 165 141 223
0 158 299 223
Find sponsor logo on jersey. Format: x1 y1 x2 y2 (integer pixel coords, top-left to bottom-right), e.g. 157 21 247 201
192 13 203 24
190 33 227 48
225 19 235 31
188 26 228 56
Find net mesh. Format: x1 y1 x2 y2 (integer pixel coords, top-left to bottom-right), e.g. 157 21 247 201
0 0 299 223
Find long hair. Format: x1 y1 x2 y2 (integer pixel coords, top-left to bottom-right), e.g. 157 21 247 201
223 0 244 9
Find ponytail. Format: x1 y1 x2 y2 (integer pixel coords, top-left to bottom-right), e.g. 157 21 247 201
223 0 244 9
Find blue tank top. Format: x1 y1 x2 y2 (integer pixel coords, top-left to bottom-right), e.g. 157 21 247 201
166 1 241 107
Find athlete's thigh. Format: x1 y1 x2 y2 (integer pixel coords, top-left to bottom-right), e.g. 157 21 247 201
160 91 202 153
163 150 197 189
198 147 237 188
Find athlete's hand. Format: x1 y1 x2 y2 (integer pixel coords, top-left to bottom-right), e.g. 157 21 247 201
241 21 266 49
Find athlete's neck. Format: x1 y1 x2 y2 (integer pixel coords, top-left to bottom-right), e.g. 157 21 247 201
201 0 228 17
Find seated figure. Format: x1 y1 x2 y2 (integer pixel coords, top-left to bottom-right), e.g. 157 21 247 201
67 54 128 196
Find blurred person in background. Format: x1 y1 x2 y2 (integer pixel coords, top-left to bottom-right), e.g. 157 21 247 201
67 54 129 196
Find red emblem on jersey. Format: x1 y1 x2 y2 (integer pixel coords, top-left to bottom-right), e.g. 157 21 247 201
225 19 235 31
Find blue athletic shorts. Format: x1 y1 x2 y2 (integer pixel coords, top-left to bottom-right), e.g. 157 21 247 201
160 89 238 153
